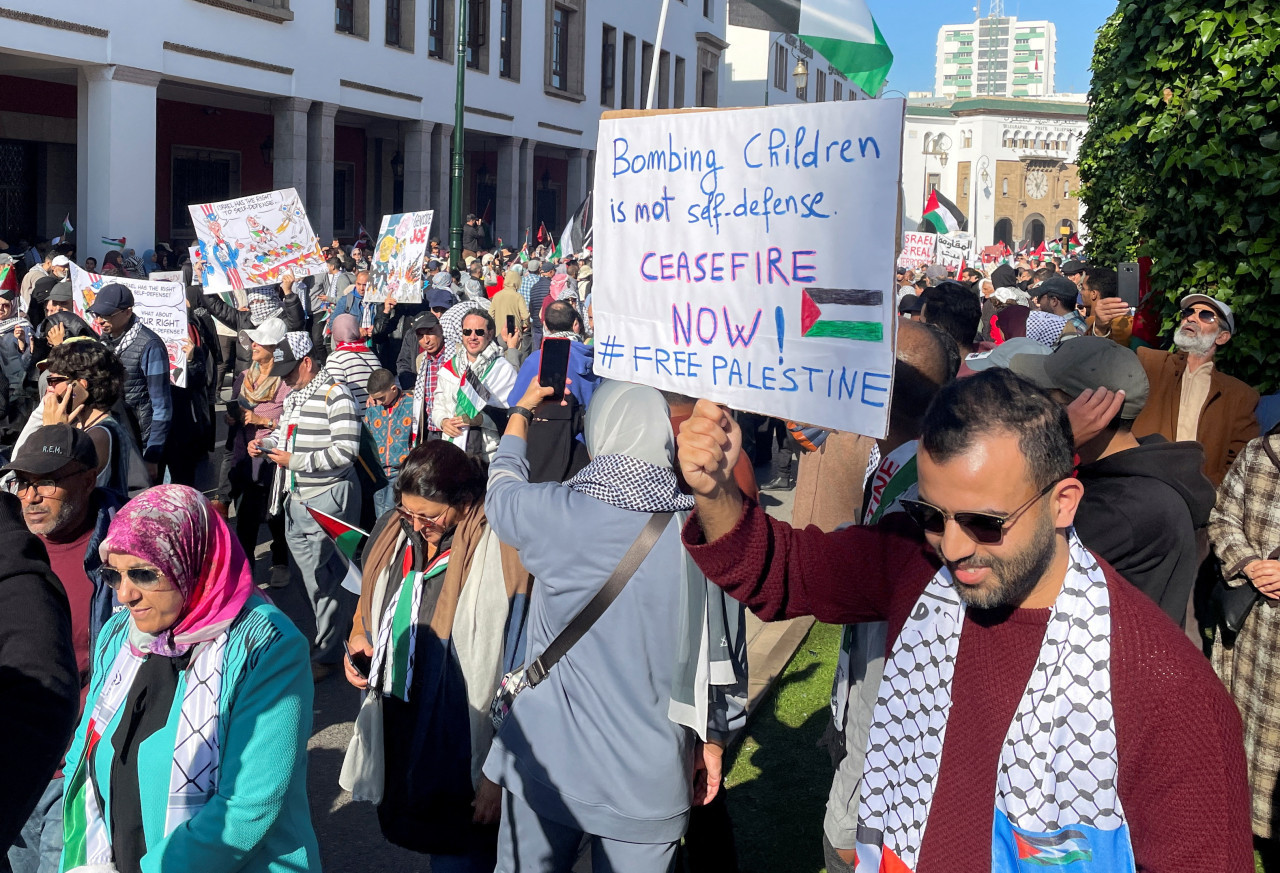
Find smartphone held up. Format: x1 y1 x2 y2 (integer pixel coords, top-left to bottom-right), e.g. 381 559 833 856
539 337 571 403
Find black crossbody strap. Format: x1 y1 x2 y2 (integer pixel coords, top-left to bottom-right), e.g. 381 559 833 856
525 511 673 687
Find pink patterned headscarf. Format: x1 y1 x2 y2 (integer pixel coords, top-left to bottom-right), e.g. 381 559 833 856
100 485 255 656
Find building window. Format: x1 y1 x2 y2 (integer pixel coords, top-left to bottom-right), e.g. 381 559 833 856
815 69 826 101
703 0 712 17
428 0 445 57
640 41 653 107
170 147 242 239
621 33 636 108
658 49 671 108
386 0 415 48
466 0 489 71
1063 180 1070 198
833 80 842 101
927 173 940 195
674 55 686 108
963 131 972 148
335 0 369 37
601 25 616 106
551 7 569 89
386 0 400 44
773 43 787 91
963 176 970 197
499 0 519 79
1002 177 1009 197
696 36 724 108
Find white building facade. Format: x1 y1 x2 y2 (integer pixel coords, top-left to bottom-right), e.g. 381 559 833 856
902 96 1087 250
934 17 1056 99
720 25 870 108
0 0 728 259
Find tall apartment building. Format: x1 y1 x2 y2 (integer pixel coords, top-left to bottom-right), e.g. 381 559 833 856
934 18 1056 99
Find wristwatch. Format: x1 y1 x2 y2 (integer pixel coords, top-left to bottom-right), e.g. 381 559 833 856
510 406 534 422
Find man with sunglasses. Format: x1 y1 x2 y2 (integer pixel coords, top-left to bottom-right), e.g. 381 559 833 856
677 370 1251 872
3 424 120 873
1132 293 1258 486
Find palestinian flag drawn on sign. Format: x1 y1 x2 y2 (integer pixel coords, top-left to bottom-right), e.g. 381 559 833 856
800 288 885 342
306 505 368 593
923 190 966 234
730 0 895 96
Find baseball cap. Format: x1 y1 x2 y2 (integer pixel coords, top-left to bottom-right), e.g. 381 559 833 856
1060 259 1086 276
411 312 442 334
49 279 74 303
2 424 98 477
925 264 949 281
426 287 454 310
427 259 442 271
897 294 923 316
965 337 1053 372
1179 293 1235 334
1008 336 1150 420
86 283 134 316
1037 275 1079 304
238 316 289 351
269 332 313 377
525 259 542 273
51 255 71 268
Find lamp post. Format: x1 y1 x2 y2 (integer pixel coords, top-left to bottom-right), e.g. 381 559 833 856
764 35 811 106
970 154 989 243
922 133 951 220
1059 219 1072 256
449 0 469 267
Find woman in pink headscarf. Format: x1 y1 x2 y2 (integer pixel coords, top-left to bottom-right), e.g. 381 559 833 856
59 485 319 873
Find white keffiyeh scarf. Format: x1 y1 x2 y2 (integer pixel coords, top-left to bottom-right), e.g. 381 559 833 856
852 531 1134 872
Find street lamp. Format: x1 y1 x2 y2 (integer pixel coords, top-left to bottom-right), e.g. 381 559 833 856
764 35 812 106
449 0 469 267
792 59 809 96
922 133 951 206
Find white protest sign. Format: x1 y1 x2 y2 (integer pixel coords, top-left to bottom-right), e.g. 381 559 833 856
69 265 190 387
188 187 326 294
367 210 433 303
898 231 936 269
592 100 904 436
936 233 974 269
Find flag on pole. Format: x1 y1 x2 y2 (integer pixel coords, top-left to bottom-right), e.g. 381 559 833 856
729 0 895 96
100 236 126 250
305 505 369 594
358 222 370 241
0 263 16 293
536 223 547 244
62 214 74 235
558 193 593 259
922 190 965 234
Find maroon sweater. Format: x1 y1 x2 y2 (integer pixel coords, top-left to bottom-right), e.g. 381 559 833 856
683 501 1253 873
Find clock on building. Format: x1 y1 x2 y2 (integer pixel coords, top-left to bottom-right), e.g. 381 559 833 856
1026 172 1048 200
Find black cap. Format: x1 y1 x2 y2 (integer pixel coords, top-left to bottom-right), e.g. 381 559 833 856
86 283 134 316
412 312 441 333
2 424 98 476
269 331 313 377
49 279 74 303
898 293 924 315
1037 275 1080 304
1060 259 1087 276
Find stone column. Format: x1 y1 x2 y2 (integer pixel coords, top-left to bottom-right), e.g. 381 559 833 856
77 65 160 260
495 136 523 246
306 101 338 242
271 97 310 196
431 123 454 240
566 148 589 219
518 140 536 246
401 119 435 214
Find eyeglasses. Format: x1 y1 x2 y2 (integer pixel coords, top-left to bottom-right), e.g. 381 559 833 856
898 481 1058 545
461 328 489 337
45 374 69 387
6 469 82 498
396 505 448 531
1179 307 1218 325
101 566 166 590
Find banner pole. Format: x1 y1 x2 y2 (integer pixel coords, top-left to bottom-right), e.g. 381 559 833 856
645 0 671 110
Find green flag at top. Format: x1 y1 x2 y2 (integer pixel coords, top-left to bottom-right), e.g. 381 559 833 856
729 0 894 96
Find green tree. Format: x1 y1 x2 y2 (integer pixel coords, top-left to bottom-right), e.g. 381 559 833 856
1078 0 1280 391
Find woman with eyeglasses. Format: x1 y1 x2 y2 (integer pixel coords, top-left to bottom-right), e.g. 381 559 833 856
59 485 319 873
342 440 529 873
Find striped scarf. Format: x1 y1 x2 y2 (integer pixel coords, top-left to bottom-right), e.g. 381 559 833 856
368 545 452 701
62 635 228 870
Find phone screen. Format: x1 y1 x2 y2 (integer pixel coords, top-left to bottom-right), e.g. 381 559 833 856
506 314 516 336
539 338 572 402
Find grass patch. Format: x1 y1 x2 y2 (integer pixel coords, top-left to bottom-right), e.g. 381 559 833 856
725 622 842 873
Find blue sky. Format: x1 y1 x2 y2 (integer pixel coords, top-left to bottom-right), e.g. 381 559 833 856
873 0 1120 95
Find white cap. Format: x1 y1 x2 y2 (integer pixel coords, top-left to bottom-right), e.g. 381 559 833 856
51 255 71 267
238 316 289 350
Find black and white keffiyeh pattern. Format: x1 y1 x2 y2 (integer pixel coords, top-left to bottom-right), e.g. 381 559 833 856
565 454 695 513
852 530 1127 872
247 288 285 326
101 318 144 359
1026 311 1068 347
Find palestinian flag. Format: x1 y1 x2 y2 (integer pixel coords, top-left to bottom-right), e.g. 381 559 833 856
923 190 965 234
559 193 593 259
730 0 895 96
0 263 15 294
306 505 368 594
62 214 74 235
454 366 493 420
800 288 885 342
100 236 126 250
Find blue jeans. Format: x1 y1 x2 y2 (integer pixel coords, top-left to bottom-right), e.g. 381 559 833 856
7 777 64 873
372 472 399 520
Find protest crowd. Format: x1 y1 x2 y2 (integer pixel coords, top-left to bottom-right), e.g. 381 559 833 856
0 205 1277 873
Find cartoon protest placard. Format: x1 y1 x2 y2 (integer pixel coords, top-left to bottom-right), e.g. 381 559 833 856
367 210 433 303
592 100 904 436
188 188 326 294
69 265 190 387
936 233 974 270
898 230 936 269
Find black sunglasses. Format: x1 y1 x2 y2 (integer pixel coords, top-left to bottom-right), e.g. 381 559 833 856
898 481 1057 545
461 328 488 336
1179 307 1218 325
101 566 166 590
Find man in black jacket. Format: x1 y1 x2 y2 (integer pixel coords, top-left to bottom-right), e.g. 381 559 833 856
1006 337 1217 623
0 491 79 852
462 213 486 256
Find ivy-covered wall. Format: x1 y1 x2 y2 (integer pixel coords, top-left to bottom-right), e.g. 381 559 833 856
1078 0 1280 391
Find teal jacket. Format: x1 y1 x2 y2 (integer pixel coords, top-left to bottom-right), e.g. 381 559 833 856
61 597 320 873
